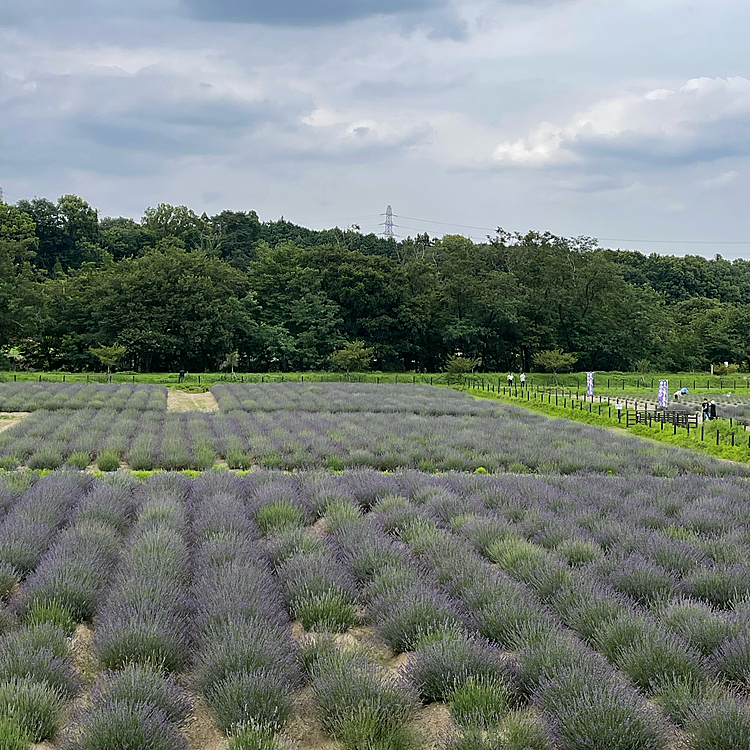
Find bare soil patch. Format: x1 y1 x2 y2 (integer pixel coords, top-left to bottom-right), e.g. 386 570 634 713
167 390 219 412
0 411 30 433
412 703 453 747
287 686 342 750
185 695 228 750
71 624 97 682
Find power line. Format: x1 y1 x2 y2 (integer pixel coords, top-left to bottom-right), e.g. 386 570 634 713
394 212 750 246
394 214 496 232
300 214 383 225
598 238 750 246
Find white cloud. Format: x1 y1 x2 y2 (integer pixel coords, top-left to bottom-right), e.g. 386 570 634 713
493 121 573 166
703 170 739 188
493 76 750 169
300 107 432 152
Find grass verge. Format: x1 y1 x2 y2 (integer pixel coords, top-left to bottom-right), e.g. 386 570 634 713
456 386 750 465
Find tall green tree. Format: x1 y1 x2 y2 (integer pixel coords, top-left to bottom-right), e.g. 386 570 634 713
16 195 104 271
0 202 41 352
99 217 150 260
141 204 206 250
47 246 249 371
210 210 261 270
247 242 345 370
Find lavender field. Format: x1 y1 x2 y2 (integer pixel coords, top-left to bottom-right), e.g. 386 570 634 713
0 468 749 749
0 382 167 412
211 382 501 416
1 382 749 747
0 382 747 475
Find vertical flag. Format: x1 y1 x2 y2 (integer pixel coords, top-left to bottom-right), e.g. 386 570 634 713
658 380 669 407
586 371 594 396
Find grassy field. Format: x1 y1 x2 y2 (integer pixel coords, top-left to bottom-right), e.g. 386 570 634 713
0 370 453 389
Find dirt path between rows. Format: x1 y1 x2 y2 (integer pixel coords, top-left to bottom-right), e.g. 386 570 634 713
167 390 219 412
0 412 30 433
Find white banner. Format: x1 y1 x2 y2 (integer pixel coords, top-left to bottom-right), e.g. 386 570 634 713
658 379 669 407
586 371 594 396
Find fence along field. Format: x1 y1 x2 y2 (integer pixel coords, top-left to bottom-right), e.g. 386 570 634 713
1 469 750 749
0 382 747 475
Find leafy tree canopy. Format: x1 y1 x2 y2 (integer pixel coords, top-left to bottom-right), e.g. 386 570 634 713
5 193 750 374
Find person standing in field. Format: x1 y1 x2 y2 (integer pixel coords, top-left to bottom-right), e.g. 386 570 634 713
701 398 709 421
709 401 717 420
520 372 526 387
507 372 514 386
179 369 185 383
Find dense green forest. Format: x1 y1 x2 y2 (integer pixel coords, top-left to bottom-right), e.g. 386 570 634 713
2 194 750 373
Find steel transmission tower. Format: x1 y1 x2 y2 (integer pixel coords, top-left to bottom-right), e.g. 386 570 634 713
381 205 395 238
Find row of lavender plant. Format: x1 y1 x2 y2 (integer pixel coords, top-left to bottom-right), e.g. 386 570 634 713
190 472 299 750
0 382 167 412
0 474 137 745
374 473 750 749
248 476 362 636
212 382 500 416
14 473 137 627
0 471 93 600
5 390 750 475
0 472 38 525
0 474 99 744
67 474 193 750
255 478 424 750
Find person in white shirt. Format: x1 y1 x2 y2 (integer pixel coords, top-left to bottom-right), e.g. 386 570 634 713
507 372 514 386
520 372 526 387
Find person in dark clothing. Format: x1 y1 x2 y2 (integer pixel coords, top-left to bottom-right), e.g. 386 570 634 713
701 398 710 421
709 401 717 420
179 369 185 383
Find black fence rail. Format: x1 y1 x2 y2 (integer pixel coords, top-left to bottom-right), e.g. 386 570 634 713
461 377 750 451
628 409 699 429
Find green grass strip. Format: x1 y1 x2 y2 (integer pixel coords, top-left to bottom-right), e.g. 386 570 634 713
455 386 750 465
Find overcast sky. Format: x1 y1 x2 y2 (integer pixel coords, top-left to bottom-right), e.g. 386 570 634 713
2 0 749 257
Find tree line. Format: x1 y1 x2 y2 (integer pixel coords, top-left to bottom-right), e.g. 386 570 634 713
2 194 750 373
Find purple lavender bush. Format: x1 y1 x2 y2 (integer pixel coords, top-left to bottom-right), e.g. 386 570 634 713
64 700 186 750
310 648 418 750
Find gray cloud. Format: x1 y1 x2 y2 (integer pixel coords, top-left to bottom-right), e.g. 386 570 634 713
180 0 469 40
2 0 750 259
181 0 446 25
0 65 313 179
